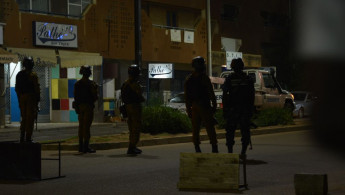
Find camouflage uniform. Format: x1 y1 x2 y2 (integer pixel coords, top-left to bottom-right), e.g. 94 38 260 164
184 71 218 152
74 67 98 153
15 60 40 143
121 77 145 153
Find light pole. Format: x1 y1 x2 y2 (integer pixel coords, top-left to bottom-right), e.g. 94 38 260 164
206 0 212 76
134 0 142 67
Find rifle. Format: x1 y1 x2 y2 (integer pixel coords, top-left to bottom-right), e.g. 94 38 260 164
249 121 257 150
35 103 40 132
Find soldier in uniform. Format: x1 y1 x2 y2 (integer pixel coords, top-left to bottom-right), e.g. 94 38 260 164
222 58 255 157
184 56 218 153
74 66 98 153
121 64 145 155
15 57 40 143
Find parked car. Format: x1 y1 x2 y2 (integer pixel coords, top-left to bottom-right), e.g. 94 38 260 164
292 91 316 118
166 93 186 113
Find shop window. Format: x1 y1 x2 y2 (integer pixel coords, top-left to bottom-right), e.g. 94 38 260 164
16 0 92 17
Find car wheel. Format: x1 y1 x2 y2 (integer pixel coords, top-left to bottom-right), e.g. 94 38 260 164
284 101 294 111
298 108 304 118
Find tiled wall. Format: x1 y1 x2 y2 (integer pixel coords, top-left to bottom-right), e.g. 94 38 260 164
51 66 82 122
51 66 116 122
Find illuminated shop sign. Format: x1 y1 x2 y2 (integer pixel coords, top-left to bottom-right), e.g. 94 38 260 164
0 25 3 45
148 63 173 79
226 51 242 69
33 21 78 48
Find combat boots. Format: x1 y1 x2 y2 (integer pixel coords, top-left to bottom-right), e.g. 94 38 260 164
227 144 233 153
127 147 142 155
194 145 201 153
78 138 84 153
212 144 218 153
83 139 96 153
20 131 25 143
241 143 248 155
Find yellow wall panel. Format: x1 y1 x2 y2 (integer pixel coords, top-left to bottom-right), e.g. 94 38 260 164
52 79 59 99
58 79 68 99
104 102 110 110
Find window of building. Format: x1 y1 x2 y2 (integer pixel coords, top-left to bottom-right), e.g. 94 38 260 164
146 3 200 30
221 4 239 21
261 11 288 28
16 0 92 17
166 11 177 27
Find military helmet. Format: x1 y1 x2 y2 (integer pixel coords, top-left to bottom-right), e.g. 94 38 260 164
192 56 206 72
79 65 92 76
230 58 244 72
22 57 34 70
128 64 140 76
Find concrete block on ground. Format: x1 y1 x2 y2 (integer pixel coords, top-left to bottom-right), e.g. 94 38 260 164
178 153 239 192
294 173 328 195
0 142 41 180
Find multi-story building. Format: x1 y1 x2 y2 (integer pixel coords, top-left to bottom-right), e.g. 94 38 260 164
211 0 292 83
0 0 208 123
0 0 291 124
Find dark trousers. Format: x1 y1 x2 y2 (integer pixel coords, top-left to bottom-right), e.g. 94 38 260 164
19 94 37 141
126 103 142 148
78 104 94 140
191 102 218 145
225 113 251 149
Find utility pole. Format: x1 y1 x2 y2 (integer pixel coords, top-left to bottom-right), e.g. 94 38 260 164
206 0 212 76
134 0 142 67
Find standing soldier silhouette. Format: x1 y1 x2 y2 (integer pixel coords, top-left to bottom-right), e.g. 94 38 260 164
184 56 218 153
74 66 98 153
222 58 255 157
121 64 145 155
15 57 40 143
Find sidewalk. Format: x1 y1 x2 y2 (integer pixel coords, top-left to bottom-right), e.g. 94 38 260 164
0 119 313 151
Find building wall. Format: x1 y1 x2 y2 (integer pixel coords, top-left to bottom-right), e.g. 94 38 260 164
1 0 208 122
2 0 207 64
211 0 291 70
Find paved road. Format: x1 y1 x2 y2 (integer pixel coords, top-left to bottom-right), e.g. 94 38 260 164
1 130 344 195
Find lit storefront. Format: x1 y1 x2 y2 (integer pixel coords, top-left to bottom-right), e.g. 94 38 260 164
5 21 103 123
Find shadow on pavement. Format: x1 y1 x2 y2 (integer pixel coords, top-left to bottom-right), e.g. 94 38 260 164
108 154 160 159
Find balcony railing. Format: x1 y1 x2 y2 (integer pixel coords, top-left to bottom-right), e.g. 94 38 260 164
152 24 195 32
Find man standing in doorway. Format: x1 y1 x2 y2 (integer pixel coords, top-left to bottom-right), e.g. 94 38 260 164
15 57 40 143
74 66 98 153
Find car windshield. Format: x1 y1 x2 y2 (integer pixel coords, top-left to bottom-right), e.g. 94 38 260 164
293 92 307 101
170 94 185 103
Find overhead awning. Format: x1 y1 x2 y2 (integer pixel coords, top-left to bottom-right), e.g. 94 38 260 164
7 47 57 66
7 48 102 67
58 50 102 68
0 47 19 64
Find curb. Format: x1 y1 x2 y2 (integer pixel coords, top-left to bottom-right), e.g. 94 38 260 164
41 124 312 151
0 123 113 133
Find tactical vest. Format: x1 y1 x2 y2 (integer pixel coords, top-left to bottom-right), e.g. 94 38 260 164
15 71 35 94
185 74 209 103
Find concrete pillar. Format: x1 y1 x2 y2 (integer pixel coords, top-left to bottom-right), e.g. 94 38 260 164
294 173 328 195
0 63 5 127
